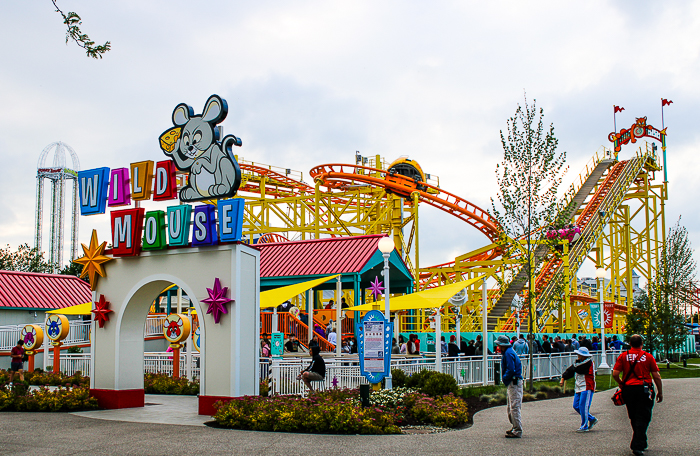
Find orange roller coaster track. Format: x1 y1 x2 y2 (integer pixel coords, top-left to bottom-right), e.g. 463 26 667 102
309 163 503 261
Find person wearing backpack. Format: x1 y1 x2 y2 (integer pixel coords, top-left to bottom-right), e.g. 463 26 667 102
612 335 663 456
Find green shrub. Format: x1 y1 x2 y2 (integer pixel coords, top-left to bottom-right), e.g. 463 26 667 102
67 346 84 354
422 372 459 397
144 373 199 395
0 385 97 412
402 369 458 397
523 393 536 402
214 389 400 434
551 386 563 394
391 369 407 388
537 384 552 393
461 384 504 399
259 380 270 397
0 369 89 388
535 391 548 400
403 392 469 428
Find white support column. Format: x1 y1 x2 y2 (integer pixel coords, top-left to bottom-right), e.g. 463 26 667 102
482 278 488 386
336 276 342 356
186 307 193 380
307 290 313 345
43 314 50 372
272 307 278 334
455 312 461 356
435 310 442 372
176 286 182 314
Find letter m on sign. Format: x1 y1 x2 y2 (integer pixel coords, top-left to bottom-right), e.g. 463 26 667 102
110 208 145 257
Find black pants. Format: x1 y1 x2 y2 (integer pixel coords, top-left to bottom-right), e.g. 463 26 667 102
622 385 655 451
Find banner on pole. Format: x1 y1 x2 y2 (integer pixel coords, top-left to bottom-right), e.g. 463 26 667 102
604 303 614 329
590 303 601 329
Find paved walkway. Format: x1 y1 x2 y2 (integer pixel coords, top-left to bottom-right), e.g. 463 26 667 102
0 378 697 455
72 394 208 426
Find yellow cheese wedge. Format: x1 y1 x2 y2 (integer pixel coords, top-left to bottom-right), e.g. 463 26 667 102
159 127 182 152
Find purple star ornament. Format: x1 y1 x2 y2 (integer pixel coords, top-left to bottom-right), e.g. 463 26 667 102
369 276 385 300
202 278 233 324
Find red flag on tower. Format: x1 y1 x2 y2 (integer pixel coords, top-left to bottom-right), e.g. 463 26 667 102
662 98 673 106
614 106 625 113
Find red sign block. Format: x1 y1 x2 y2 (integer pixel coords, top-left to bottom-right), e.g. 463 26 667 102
154 160 178 201
110 208 145 256
603 302 614 329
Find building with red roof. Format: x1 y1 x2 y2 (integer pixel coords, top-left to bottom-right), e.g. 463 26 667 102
256 234 414 307
0 270 91 326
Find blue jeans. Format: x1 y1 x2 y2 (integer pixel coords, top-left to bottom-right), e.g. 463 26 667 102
573 390 596 429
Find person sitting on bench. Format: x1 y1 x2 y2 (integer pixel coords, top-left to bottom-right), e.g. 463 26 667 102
297 345 326 391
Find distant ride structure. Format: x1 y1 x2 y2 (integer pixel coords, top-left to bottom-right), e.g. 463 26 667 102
34 141 80 271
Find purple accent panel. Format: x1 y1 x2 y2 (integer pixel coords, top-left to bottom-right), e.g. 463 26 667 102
108 168 131 207
191 205 218 246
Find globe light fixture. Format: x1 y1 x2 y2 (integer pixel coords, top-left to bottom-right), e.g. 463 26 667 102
377 236 395 254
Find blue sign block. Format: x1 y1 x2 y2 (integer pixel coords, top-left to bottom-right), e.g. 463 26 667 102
359 310 393 384
166 204 192 247
78 167 110 215
218 198 244 242
192 204 218 246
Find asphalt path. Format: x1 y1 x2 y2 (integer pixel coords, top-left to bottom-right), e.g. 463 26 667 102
0 377 697 456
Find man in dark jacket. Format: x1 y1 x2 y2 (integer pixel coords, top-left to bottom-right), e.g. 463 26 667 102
297 345 326 392
541 335 552 354
497 335 523 438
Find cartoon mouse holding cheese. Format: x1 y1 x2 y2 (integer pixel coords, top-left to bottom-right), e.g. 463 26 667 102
159 94 242 202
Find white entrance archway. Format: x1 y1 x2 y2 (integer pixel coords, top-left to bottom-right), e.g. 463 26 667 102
90 244 259 415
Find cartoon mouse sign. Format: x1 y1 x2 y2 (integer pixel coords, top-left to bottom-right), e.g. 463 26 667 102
159 94 243 202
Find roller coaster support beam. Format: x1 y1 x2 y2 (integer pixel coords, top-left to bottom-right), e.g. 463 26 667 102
412 192 420 292
562 240 570 333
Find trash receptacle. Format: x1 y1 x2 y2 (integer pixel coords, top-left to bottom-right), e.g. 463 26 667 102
359 384 370 407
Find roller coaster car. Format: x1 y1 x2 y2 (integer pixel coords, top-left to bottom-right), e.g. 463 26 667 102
386 157 429 194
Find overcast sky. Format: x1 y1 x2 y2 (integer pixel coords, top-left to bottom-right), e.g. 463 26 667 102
1 1 698 281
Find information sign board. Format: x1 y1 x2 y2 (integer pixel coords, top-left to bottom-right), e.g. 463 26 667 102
359 310 392 383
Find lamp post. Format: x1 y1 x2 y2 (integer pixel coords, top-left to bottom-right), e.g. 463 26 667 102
596 267 611 372
377 236 395 390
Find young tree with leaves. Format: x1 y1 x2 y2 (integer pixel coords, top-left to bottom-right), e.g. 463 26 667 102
491 94 568 390
626 218 695 358
52 0 111 59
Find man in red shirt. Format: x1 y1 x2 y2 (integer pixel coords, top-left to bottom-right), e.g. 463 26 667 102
612 334 663 456
9 339 26 385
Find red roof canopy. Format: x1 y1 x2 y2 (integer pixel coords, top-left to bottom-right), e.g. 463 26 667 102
0 270 91 310
256 235 385 278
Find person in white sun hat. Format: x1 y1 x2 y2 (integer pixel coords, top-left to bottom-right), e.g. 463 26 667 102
560 346 598 432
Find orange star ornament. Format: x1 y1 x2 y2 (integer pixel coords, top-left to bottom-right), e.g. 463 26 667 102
73 230 113 290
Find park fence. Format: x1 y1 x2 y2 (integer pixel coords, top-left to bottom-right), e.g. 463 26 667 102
37 350 623 395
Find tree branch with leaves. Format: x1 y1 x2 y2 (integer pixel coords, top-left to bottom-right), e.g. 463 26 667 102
52 0 111 59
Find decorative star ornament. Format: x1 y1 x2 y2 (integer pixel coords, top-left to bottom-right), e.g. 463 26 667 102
73 230 113 291
92 294 113 328
202 278 233 324
369 276 385 300
331 376 339 388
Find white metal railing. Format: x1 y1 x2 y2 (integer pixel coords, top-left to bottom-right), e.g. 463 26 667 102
144 351 200 380
46 352 91 377
0 320 91 351
39 349 624 393
145 315 167 337
264 351 624 395
2 315 169 353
